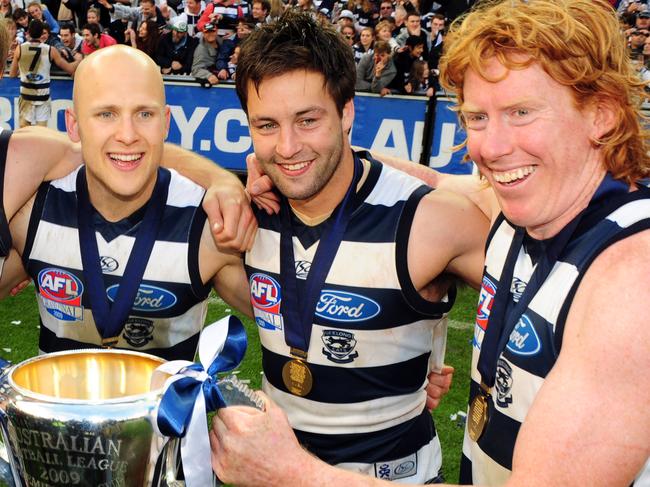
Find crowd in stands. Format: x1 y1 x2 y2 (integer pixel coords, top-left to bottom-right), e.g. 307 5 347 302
1 0 649 98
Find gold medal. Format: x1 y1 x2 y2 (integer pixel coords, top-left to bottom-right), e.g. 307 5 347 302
282 358 313 397
468 393 489 442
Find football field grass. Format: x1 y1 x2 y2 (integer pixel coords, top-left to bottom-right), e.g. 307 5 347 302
0 285 478 484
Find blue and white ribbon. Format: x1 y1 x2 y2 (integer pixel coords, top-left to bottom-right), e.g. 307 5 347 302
151 315 247 487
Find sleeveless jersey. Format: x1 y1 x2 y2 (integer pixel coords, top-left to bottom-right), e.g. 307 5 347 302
0 129 12 275
245 153 454 483
23 167 211 361
18 42 51 104
460 186 650 485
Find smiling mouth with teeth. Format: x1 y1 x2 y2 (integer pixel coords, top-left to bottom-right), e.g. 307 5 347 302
109 153 144 165
493 166 536 184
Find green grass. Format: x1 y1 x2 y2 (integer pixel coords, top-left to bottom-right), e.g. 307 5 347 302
0 285 478 484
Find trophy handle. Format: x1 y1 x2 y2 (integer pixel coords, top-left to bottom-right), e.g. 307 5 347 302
0 358 17 487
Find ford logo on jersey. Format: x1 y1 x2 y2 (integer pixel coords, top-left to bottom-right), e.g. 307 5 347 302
38 268 83 302
506 314 541 356
315 290 380 322
106 284 177 312
249 273 281 311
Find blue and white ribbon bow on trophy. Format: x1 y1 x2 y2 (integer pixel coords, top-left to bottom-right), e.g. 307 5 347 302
151 315 249 487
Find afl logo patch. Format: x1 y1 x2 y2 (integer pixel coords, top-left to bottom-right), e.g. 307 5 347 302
476 276 496 331
315 290 380 322
37 268 84 322
249 273 281 312
38 268 83 302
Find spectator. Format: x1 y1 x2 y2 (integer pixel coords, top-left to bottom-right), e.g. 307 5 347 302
157 16 197 74
392 33 424 92
4 18 17 64
295 0 315 14
197 0 250 37
251 0 270 26
80 22 117 55
26 2 59 35
176 0 205 37
618 0 648 16
374 18 398 51
441 0 477 22
336 8 355 31
226 43 238 78
315 6 330 25
352 25 373 63
378 0 393 21
404 58 433 96
107 17 129 44
628 28 647 57
214 18 250 79
125 18 159 59
58 21 82 61
355 39 396 96
86 7 103 28
395 11 428 57
191 20 219 84
12 8 27 43
340 23 355 47
40 21 65 53
637 10 650 29
101 0 168 32
0 0 12 20
268 0 284 21
9 19 80 127
393 4 407 30
427 12 444 74
346 0 376 30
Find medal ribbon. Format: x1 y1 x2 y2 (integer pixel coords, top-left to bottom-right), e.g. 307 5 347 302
77 167 170 345
279 154 363 357
477 174 629 389
152 315 248 487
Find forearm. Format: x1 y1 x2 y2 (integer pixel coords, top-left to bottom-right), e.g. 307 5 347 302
161 143 240 187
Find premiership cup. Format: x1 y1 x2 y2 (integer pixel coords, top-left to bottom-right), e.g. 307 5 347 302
0 349 181 487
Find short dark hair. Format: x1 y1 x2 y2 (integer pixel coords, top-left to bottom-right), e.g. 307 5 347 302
254 0 270 12
236 10 356 115
27 18 43 39
82 22 101 37
12 8 27 21
60 21 76 34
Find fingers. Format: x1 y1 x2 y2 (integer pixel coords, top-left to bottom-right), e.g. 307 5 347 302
203 184 258 253
10 279 31 297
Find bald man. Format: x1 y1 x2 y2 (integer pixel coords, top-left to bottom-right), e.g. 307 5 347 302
5 46 253 360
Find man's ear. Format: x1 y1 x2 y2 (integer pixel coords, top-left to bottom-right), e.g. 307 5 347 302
342 98 355 134
590 97 618 142
65 108 81 143
164 105 171 140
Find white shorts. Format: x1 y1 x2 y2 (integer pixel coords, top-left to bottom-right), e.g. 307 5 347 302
18 97 51 126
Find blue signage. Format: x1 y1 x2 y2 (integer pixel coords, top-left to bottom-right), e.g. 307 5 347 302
0 77 471 174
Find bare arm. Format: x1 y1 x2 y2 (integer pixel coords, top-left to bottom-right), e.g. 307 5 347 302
5 127 82 221
161 143 257 252
50 45 81 77
197 221 252 318
408 190 489 291
0 249 29 299
507 231 650 486
8 44 20 78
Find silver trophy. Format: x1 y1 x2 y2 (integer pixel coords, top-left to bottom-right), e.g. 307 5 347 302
0 349 262 487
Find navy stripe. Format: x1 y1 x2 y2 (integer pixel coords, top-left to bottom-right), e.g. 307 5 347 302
396 184 455 316
38 322 199 361
459 453 472 484
188 201 211 299
263 347 430 402
23 181 50 268
39 184 204 243
0 130 12 257
20 81 50 89
20 94 49 101
469 379 519 471
295 409 435 464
